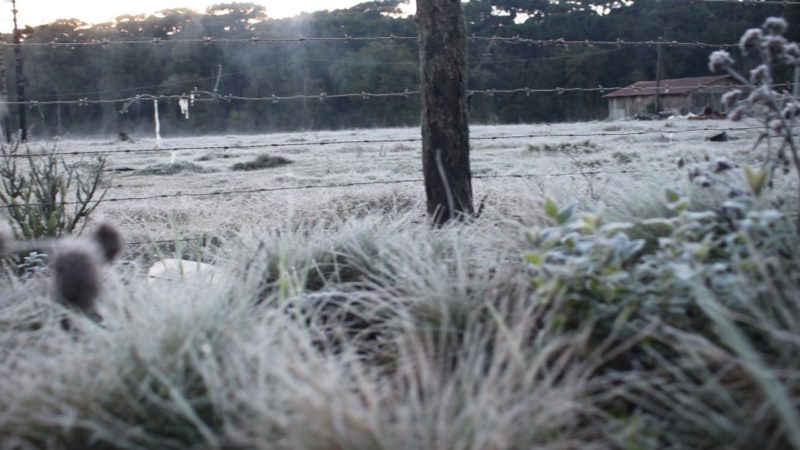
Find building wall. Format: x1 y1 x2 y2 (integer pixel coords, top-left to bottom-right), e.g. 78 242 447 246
609 94 689 119
607 82 733 119
689 88 729 113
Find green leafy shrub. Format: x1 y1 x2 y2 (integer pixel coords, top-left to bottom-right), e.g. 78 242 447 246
0 141 108 240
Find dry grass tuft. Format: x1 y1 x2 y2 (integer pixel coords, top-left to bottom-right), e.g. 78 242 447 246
137 162 212 176
231 154 293 171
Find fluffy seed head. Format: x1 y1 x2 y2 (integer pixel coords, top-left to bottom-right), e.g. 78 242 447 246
92 222 124 263
763 17 788 36
52 241 102 314
764 35 789 63
709 50 734 72
749 64 771 84
739 28 762 52
721 89 742 109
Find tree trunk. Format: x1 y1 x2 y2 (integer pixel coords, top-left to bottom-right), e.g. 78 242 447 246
416 0 473 225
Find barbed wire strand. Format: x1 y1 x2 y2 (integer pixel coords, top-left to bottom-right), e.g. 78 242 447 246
18 49 622 102
126 169 692 246
7 81 786 108
0 167 674 211
0 36 745 49
3 125 766 159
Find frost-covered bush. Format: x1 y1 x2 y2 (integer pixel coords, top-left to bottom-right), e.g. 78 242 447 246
709 16 799 223
527 195 800 448
0 140 108 240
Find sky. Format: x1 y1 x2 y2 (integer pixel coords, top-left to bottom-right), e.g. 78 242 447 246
1 1 415 31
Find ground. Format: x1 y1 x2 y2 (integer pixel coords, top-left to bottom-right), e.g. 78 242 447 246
1 118 797 450
51 119 768 244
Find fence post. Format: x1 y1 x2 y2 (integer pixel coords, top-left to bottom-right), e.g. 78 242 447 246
416 0 473 225
11 0 27 143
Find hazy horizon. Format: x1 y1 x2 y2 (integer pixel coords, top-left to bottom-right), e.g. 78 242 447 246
0 1 415 33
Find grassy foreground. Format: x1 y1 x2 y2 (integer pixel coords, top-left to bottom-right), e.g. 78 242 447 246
1 175 799 450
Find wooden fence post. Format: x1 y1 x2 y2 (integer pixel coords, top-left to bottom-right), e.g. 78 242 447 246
416 0 473 225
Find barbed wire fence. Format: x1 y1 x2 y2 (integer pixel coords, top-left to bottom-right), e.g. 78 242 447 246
0 36 749 49
0 124 767 159
112 166 684 248
1 8 794 249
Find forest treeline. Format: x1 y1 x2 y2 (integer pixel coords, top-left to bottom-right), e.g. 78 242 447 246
1 0 797 138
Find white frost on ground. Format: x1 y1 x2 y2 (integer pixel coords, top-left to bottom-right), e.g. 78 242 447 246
36 120 773 244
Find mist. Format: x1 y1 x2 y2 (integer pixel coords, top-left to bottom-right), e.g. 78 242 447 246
0 0 792 140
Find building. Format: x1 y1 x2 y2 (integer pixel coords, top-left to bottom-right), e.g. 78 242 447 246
603 75 737 120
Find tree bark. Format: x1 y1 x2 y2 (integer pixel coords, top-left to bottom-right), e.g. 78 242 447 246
416 0 473 225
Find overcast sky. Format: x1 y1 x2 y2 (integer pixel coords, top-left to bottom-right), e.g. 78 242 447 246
1 1 415 31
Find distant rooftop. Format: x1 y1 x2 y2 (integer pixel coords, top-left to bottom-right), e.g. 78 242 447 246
603 75 735 98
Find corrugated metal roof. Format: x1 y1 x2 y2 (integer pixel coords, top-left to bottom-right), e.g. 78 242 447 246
602 75 735 98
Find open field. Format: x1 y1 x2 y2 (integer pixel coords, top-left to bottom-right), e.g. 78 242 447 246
53 120 775 243
2 119 799 449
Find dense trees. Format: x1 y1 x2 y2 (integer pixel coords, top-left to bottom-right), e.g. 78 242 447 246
0 0 793 138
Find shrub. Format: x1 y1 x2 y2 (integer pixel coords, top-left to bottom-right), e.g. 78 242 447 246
231 154 293 172
137 161 211 176
0 141 108 240
527 192 800 448
708 16 800 226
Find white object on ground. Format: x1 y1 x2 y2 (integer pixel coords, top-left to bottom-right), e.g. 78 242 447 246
147 258 222 284
154 99 162 149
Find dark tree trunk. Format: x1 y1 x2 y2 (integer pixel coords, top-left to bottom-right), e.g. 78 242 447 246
416 0 473 225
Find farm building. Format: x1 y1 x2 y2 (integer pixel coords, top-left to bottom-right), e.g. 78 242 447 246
603 75 738 120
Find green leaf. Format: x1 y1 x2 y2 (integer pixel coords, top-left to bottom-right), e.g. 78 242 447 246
526 252 544 266
669 199 689 214
544 197 559 221
665 188 681 203
642 218 675 232
744 166 768 197
557 203 576 225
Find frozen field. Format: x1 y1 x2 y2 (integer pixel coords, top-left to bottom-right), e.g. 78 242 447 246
45 119 767 244
2 118 799 450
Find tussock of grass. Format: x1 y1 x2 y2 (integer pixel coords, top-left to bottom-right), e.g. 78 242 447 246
231 154 293 171
137 162 211 176
527 139 598 154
